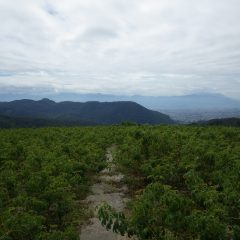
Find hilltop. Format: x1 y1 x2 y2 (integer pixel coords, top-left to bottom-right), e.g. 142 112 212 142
0 99 174 127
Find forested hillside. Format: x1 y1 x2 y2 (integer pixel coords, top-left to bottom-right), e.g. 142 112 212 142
0 115 97 128
195 117 240 127
0 99 174 125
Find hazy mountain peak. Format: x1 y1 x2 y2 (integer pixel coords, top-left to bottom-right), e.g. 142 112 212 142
38 98 55 104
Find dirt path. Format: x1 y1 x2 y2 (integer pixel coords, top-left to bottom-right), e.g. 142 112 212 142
79 148 130 240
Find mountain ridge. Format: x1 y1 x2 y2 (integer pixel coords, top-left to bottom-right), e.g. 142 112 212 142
0 99 174 126
1 92 239 110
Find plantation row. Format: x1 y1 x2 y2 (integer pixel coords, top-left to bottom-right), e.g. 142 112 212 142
0 127 112 240
100 125 240 240
1 126 240 240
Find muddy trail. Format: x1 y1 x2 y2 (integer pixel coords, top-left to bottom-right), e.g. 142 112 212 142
79 148 131 240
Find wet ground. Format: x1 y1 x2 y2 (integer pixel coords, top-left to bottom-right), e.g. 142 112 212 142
79 148 131 240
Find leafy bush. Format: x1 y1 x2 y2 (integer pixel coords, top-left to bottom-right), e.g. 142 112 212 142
99 125 240 240
0 127 110 240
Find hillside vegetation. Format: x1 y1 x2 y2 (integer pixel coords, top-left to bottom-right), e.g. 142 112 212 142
0 115 96 128
0 125 240 240
0 127 111 239
99 126 240 239
0 99 174 126
196 117 240 127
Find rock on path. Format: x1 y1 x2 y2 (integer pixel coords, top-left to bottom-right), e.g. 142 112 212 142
79 148 130 240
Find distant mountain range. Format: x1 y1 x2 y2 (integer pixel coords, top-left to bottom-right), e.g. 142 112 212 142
1 92 239 110
0 99 174 128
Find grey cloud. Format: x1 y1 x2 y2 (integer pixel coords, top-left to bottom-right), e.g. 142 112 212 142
44 2 59 16
81 27 118 40
0 0 240 99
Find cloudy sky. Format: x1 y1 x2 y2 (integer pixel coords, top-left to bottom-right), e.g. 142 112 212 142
0 0 240 99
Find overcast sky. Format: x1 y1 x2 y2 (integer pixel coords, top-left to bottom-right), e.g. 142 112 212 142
0 0 240 99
